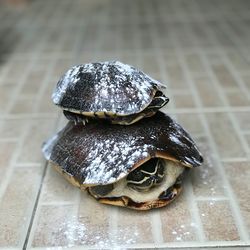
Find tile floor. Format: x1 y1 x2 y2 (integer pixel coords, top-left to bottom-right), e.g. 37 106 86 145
0 0 250 249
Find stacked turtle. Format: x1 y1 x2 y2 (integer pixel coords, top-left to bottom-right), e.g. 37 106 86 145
43 61 203 210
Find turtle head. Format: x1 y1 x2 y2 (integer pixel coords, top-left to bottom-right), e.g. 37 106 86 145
147 91 169 110
126 158 165 192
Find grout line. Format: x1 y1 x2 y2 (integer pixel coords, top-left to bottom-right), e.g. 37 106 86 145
27 239 250 250
139 8 165 244
169 43 206 242
3 5 58 117
150 211 164 244
109 208 118 247
1 107 250 121
21 4 75 248
195 196 229 201
0 120 46 204
194 17 250 234
185 178 205 242
0 165 15 203
32 14 77 114
14 163 41 168
22 162 49 250
0 59 15 85
220 44 250 102
1 1 250 249
4 45 250 61
243 131 250 135
197 50 249 241
221 157 248 163
166 14 206 243
0 138 17 142
0 113 57 120
23 114 61 250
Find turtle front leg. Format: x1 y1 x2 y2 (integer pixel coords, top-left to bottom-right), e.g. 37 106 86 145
63 110 89 125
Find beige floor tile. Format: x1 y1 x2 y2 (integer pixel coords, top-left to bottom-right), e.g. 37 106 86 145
16 118 56 164
176 113 204 135
198 200 240 241
119 54 139 69
206 113 246 158
206 53 225 67
51 59 74 81
0 0 250 249
0 141 16 185
166 63 187 90
36 83 58 113
5 61 30 82
234 111 250 132
191 136 226 197
224 161 250 237
185 53 206 74
173 93 196 109
0 119 27 140
41 166 79 203
115 207 154 245
246 134 250 151
20 67 47 97
9 98 35 115
226 89 250 107
0 167 42 247
212 64 238 89
76 192 111 247
139 33 154 50
160 189 198 242
0 84 15 114
227 52 250 72
31 204 77 247
20 81 42 99
163 53 179 66
242 75 250 93
194 76 224 107
141 54 160 77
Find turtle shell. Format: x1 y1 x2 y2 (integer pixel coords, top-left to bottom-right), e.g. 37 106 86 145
52 61 166 116
42 112 203 187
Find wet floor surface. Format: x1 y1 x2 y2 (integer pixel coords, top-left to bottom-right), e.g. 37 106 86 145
0 0 250 249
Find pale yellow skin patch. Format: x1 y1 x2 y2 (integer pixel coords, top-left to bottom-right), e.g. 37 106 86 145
90 160 185 203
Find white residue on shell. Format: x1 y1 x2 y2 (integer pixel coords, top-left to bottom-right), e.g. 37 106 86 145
53 61 165 114
52 65 82 104
82 136 153 185
169 134 183 145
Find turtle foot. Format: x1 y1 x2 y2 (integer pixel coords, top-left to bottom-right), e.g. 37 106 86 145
63 110 88 125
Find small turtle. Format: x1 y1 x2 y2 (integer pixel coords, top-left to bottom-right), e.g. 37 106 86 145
43 112 203 210
52 61 169 125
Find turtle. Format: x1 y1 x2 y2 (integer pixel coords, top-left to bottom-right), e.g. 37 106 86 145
52 61 169 125
42 112 203 210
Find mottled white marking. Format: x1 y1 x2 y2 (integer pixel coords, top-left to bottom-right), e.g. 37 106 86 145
52 61 167 115
52 65 81 104
83 136 154 184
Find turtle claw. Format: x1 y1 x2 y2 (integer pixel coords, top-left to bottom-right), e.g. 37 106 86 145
63 110 88 125
81 117 89 126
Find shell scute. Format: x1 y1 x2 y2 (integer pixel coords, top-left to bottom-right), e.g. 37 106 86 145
52 61 166 115
43 112 203 186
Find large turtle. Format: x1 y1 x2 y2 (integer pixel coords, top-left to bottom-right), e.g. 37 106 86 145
43 112 203 210
52 61 169 125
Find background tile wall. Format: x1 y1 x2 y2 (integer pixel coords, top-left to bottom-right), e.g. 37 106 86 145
0 0 249 249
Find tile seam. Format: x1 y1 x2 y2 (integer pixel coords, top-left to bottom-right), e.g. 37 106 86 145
198 50 249 241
